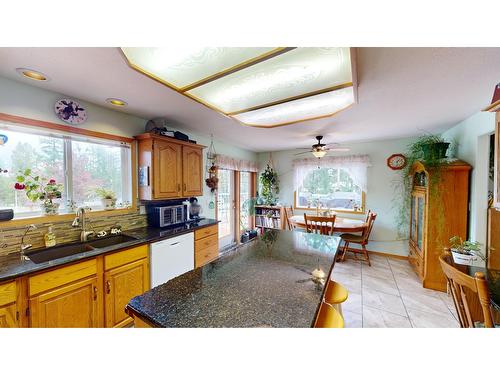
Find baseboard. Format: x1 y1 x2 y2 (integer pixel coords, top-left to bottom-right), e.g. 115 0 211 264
367 250 408 261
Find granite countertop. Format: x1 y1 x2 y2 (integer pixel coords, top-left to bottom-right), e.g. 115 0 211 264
0 218 218 282
127 230 341 328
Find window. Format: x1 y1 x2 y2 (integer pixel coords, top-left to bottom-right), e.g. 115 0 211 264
293 155 370 213
0 123 132 216
239 171 252 230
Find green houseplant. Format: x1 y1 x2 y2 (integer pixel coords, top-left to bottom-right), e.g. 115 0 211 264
448 236 482 265
14 169 63 215
260 164 279 205
95 187 117 210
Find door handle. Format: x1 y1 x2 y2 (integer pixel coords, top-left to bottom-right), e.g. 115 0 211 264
106 280 111 294
177 183 181 192
93 286 98 301
170 242 180 246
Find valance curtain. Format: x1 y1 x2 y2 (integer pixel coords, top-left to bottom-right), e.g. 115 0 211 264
215 154 258 172
292 155 371 192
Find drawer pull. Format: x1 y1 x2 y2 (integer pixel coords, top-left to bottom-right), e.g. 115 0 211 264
170 242 180 246
93 286 98 301
106 281 111 294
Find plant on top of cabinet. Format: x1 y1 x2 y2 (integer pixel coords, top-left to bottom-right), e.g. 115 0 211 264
96 187 117 210
14 169 63 215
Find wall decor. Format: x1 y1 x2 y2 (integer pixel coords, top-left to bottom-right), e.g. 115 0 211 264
387 153 407 170
54 98 87 125
0 133 8 145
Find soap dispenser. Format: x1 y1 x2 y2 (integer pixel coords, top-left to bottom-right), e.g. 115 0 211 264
44 225 57 248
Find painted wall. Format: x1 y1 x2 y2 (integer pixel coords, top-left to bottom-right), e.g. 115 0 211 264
257 137 417 256
0 76 258 221
442 111 496 248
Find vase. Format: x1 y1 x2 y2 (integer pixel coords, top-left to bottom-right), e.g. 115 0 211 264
42 201 60 216
101 198 117 210
451 249 478 265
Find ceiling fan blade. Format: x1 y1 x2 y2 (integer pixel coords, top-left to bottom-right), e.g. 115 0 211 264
324 142 340 147
328 148 350 152
295 148 313 150
294 151 312 156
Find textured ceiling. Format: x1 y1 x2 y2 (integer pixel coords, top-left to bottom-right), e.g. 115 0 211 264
0 47 498 151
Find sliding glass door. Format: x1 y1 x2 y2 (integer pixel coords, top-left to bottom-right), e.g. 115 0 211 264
239 171 252 232
217 169 235 248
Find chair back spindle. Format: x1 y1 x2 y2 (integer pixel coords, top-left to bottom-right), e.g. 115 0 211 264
303 214 336 236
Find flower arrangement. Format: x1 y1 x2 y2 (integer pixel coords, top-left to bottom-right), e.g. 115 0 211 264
95 187 117 210
14 169 63 215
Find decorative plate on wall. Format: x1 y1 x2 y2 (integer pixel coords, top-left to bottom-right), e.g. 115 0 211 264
387 153 407 170
54 99 87 125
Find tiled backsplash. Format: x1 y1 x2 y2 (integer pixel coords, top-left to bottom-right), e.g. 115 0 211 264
0 210 147 257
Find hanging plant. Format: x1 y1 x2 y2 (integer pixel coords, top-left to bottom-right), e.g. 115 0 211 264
205 135 218 192
260 164 279 205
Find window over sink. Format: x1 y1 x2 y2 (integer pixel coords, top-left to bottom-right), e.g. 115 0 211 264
0 121 132 217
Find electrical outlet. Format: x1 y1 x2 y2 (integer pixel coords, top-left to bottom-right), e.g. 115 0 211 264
139 205 146 215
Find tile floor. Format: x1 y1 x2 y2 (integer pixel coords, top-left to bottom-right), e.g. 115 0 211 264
332 254 459 328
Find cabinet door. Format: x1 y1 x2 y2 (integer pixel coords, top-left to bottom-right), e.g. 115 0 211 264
0 303 18 328
153 140 182 199
30 277 99 328
104 258 149 328
182 146 203 197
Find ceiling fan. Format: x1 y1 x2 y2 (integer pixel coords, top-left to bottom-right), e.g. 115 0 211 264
294 136 350 158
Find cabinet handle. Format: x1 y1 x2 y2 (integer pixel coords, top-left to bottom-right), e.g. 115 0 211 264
183 183 186 191
177 183 181 192
93 286 98 301
106 281 111 294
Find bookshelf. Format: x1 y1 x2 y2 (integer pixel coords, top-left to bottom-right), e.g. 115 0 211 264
254 205 285 230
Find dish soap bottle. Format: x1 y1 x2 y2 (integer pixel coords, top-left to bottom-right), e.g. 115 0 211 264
44 226 57 248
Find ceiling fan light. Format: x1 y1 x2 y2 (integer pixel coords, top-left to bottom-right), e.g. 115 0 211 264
312 150 327 158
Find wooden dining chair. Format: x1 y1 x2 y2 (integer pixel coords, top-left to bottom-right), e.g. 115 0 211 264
314 301 344 328
284 206 295 230
439 250 495 328
339 213 377 266
303 213 336 236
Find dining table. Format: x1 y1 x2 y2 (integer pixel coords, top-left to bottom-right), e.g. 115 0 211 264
289 214 367 233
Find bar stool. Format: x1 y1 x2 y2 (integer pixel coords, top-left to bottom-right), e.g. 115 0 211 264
314 302 344 328
323 279 349 314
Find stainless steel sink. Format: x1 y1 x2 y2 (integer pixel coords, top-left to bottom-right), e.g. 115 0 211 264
26 235 138 264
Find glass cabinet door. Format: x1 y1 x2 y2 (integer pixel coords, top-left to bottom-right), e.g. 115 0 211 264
410 196 417 243
417 196 425 251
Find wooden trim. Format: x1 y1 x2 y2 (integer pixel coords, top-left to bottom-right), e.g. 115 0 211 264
0 112 134 143
366 250 408 261
293 191 366 215
134 132 206 149
250 172 257 230
494 112 500 209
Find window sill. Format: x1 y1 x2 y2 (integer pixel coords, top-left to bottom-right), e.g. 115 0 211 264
0 207 138 229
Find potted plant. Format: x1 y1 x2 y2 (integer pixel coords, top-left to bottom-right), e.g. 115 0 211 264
260 164 279 205
448 236 482 265
14 169 63 215
95 188 117 210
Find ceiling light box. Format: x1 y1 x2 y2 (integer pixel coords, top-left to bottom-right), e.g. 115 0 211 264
121 47 357 128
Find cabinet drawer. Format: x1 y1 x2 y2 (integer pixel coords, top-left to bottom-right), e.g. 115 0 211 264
194 225 218 240
104 245 148 271
195 233 218 251
408 244 424 279
0 281 16 306
29 259 97 297
195 244 218 268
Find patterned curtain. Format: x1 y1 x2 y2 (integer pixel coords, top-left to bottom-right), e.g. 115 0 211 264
215 154 258 172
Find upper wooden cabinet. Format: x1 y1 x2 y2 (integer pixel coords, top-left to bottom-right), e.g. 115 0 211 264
136 133 205 200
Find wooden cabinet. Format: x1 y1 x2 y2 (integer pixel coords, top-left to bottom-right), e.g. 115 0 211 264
136 133 205 200
494 112 500 208
408 160 471 292
194 225 219 268
0 281 18 328
30 276 99 328
104 245 149 328
182 146 203 196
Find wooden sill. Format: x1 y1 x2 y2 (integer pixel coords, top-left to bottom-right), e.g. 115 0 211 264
0 208 138 229
295 206 366 215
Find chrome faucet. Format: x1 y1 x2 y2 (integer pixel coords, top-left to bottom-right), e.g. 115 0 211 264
20 224 37 261
72 207 95 242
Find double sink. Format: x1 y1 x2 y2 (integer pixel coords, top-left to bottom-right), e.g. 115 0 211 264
25 234 139 264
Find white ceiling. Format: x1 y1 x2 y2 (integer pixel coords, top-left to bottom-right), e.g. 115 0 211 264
0 47 498 152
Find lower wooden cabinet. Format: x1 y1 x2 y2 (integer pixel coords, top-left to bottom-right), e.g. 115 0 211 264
30 276 99 328
104 258 149 328
194 225 219 268
0 280 19 328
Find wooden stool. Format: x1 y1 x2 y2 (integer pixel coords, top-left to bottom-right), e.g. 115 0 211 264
314 302 344 328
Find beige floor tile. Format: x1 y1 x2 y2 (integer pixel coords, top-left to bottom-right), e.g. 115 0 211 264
406 308 459 328
366 254 391 269
332 262 362 280
332 272 362 294
361 263 394 279
363 287 407 316
393 275 443 298
362 306 412 328
362 274 399 296
343 310 363 328
342 292 362 314
388 258 412 269
389 261 419 279
400 290 451 315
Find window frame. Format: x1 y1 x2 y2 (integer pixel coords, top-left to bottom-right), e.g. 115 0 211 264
0 112 137 228
293 166 366 215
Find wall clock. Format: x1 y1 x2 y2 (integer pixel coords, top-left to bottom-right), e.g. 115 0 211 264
387 153 407 170
54 99 87 125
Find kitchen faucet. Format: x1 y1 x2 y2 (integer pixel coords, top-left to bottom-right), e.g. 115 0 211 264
72 207 95 242
20 224 37 260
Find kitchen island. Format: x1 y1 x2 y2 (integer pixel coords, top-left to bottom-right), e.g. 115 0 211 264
126 230 341 328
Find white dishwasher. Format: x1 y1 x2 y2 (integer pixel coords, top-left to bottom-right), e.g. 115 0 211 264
150 232 194 288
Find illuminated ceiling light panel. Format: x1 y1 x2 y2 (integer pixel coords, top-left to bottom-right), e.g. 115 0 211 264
232 87 354 127
121 47 278 89
188 47 352 114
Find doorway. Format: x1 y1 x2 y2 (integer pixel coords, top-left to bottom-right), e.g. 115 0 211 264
217 169 235 248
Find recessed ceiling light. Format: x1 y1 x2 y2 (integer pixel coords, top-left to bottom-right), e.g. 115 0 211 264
16 68 49 81
106 98 128 107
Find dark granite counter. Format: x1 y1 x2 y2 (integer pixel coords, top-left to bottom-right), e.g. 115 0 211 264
0 218 218 282
127 230 341 328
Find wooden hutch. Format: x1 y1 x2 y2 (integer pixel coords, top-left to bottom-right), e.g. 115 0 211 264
408 160 471 291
